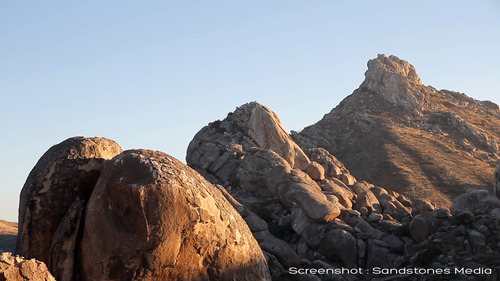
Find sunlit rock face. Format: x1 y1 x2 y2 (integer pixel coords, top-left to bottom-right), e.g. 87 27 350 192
187 101 310 175
80 149 271 281
362 54 425 111
16 136 122 280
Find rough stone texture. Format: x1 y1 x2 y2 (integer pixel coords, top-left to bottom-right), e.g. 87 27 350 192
450 189 500 216
80 149 271 281
317 229 357 267
187 102 310 176
363 54 424 111
305 161 325 181
0 252 55 281
409 215 435 242
411 198 436 217
16 136 122 269
354 191 380 214
293 54 500 208
339 173 356 186
178 95 500 280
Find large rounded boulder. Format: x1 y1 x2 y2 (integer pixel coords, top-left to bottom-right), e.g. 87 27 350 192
80 149 271 281
17 137 123 265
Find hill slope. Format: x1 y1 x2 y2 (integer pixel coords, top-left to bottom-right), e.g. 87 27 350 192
0 220 17 253
293 54 500 206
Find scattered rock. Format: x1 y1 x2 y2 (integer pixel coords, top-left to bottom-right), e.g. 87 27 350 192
0 252 55 281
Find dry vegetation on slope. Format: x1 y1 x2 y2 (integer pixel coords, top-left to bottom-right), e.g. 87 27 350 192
0 220 17 253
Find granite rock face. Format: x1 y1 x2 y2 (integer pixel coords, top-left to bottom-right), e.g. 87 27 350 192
16 136 122 280
188 101 500 280
80 149 271 281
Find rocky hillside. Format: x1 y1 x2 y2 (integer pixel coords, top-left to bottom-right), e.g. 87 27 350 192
187 102 500 280
293 54 500 207
5 55 500 280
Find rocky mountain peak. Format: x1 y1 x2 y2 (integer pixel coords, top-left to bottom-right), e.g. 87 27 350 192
366 54 422 84
359 54 426 111
295 55 500 207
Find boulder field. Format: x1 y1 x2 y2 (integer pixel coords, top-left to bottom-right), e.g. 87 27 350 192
8 55 500 280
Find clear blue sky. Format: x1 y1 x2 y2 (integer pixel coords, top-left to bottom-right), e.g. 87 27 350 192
1 1 499 222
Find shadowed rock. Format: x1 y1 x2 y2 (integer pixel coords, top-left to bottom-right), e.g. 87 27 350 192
16 136 122 272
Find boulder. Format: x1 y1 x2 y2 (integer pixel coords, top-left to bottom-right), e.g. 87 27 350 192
450 190 500 216
305 161 325 181
319 179 354 199
354 191 381 214
369 186 388 198
302 147 348 178
80 150 271 281
467 230 486 254
331 192 353 209
409 215 436 242
351 181 373 196
17 137 122 266
339 173 356 186
411 198 436 217
317 229 357 268
365 239 401 269
0 252 55 281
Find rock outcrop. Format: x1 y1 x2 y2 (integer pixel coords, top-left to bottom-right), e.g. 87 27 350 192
0 252 55 281
80 149 271 281
188 101 500 280
293 54 500 207
16 137 272 280
17 136 122 272
11 54 500 281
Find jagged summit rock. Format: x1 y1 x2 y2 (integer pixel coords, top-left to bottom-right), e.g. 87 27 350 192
362 54 426 110
293 54 500 207
367 54 422 84
187 102 310 173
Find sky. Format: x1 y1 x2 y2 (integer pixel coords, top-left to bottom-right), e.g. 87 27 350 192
1 1 499 222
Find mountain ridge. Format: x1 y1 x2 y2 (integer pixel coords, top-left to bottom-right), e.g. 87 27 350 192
293 54 500 207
